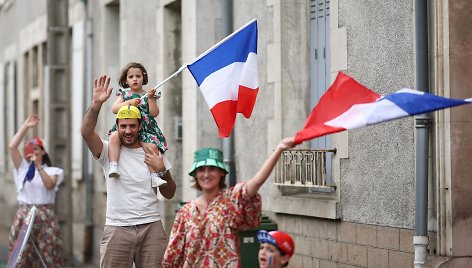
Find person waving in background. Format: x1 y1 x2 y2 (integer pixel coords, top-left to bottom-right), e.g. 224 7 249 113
108 62 169 191
8 115 64 268
163 137 296 267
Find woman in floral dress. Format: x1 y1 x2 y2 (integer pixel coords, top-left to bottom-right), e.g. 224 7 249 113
8 115 64 268
163 137 296 267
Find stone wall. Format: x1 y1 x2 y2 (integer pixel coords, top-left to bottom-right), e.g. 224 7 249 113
270 213 440 267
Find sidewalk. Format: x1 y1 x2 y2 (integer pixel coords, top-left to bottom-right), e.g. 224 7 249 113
0 226 97 268
0 226 9 267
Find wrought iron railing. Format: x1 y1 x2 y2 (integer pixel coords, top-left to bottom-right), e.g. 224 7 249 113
275 149 336 188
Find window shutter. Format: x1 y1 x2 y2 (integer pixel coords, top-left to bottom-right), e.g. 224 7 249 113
310 0 331 149
310 0 332 184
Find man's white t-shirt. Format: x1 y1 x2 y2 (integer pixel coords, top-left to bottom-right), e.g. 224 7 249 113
96 140 171 226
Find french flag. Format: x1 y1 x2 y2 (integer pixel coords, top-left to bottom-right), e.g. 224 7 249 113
294 72 472 144
187 20 259 138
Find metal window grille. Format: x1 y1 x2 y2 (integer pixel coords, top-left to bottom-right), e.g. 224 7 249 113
275 149 336 188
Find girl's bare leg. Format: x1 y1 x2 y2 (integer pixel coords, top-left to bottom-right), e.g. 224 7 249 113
108 131 121 178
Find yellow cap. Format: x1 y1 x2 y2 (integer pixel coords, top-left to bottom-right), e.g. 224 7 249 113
116 105 141 119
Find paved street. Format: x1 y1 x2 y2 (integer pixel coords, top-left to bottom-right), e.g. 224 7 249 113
0 226 9 268
0 226 97 268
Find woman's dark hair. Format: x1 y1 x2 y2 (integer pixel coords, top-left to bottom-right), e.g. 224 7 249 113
34 144 53 166
42 152 53 167
118 62 149 88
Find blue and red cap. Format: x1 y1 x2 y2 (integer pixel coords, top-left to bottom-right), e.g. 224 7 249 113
257 230 295 257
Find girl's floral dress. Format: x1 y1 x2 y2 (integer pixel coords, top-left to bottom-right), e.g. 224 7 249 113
162 182 262 268
109 88 168 153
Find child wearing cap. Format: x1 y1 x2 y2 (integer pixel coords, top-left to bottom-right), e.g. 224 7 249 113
108 62 168 190
257 230 295 268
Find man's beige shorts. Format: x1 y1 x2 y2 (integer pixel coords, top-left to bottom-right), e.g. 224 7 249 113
100 221 167 268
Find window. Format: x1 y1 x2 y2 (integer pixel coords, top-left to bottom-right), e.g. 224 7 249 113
71 22 84 181
267 0 340 219
275 0 336 194
32 46 39 88
277 0 334 190
309 0 334 186
1 61 17 173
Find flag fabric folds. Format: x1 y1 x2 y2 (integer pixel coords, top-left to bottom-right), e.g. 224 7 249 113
294 72 472 144
187 20 259 138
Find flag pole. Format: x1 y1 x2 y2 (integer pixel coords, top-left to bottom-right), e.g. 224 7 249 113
141 18 256 99
152 64 187 90
139 64 187 100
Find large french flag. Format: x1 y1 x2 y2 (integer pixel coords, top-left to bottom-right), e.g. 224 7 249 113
187 20 259 138
294 72 472 144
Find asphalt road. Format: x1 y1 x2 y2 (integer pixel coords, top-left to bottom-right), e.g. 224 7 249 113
0 226 9 267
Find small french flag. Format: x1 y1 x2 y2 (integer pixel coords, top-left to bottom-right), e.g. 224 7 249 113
187 20 259 138
294 72 472 144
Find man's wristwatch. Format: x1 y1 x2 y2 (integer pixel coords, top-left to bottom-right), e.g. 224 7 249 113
157 170 167 178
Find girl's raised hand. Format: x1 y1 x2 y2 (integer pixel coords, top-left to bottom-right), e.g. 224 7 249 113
277 137 295 151
25 115 40 128
31 154 41 168
148 87 156 98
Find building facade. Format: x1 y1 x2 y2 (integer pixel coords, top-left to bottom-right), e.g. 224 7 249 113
0 0 470 266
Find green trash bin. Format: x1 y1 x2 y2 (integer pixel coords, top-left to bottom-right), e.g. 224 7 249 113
239 215 277 267
175 201 187 213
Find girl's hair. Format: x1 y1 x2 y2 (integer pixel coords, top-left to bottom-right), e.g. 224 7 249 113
118 62 149 88
42 152 53 166
37 144 53 166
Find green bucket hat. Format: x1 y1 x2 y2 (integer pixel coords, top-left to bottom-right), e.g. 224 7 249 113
188 148 229 176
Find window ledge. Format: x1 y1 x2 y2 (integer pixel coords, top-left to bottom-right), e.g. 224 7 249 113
268 194 340 219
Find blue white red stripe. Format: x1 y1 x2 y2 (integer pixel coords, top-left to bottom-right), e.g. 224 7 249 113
187 20 259 137
294 72 472 144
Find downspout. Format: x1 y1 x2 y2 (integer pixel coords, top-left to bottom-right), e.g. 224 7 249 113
221 0 236 187
82 0 94 263
414 0 431 267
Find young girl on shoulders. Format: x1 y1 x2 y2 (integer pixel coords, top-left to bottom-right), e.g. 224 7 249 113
108 62 168 189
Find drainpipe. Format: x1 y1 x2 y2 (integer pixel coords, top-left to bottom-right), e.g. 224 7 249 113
414 0 430 267
82 0 94 263
221 0 236 187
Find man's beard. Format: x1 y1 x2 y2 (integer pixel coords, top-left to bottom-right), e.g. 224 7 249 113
119 133 138 146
